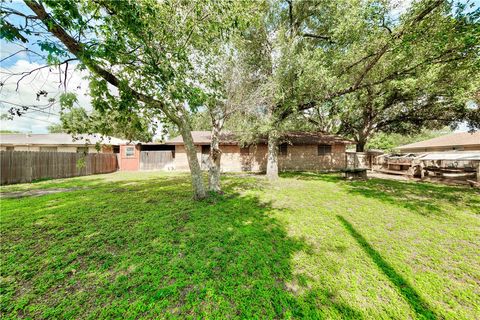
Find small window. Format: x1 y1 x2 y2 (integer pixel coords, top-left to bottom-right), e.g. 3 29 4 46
40 146 57 152
6 146 14 151
318 144 332 155
201 145 210 155
77 147 88 154
279 143 288 156
125 146 135 157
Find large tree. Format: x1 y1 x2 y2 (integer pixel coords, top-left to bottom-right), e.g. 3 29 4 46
205 53 251 193
325 0 480 151
2 0 253 199
236 0 479 179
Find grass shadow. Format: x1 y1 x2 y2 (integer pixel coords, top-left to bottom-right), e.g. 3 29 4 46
1 173 362 319
281 171 479 216
337 215 437 320
344 178 479 215
280 171 343 183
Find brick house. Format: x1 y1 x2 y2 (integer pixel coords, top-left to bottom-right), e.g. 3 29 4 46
166 131 354 172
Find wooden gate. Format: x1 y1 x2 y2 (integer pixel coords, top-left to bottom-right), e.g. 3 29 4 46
139 151 174 171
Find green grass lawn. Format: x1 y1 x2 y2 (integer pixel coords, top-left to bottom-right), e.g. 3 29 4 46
1 172 479 319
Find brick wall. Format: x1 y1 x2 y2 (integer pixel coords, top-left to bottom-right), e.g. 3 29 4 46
278 143 346 171
219 145 243 171
173 145 202 171
173 143 347 172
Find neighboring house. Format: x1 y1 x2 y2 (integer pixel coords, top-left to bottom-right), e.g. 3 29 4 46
396 131 480 153
166 131 354 172
0 133 125 153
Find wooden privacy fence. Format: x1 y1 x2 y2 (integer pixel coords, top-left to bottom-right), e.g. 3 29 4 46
0 151 118 185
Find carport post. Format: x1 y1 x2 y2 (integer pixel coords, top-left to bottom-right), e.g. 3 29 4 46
419 162 425 179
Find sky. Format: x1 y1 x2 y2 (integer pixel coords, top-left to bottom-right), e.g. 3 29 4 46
0 0 477 134
0 58 91 133
0 1 92 133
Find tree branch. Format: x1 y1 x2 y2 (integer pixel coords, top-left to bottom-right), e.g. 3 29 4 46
24 0 181 125
349 0 445 90
302 33 334 43
0 49 29 63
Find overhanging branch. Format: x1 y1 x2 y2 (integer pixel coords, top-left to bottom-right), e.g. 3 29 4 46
23 0 180 124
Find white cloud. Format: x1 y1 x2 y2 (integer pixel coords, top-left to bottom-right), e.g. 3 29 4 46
0 59 92 133
0 42 29 62
390 0 414 21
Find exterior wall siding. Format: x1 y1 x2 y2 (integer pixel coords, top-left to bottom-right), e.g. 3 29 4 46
57 146 78 153
11 146 40 152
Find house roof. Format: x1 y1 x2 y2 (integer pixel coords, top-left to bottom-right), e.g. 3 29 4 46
396 131 480 151
166 131 354 145
0 133 127 146
417 152 480 161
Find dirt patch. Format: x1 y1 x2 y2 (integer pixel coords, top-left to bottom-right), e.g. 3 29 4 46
1 188 82 199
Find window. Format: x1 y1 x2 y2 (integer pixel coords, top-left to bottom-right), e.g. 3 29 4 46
77 147 88 154
6 146 14 151
318 144 332 155
125 146 135 157
279 143 288 156
201 145 210 155
40 146 57 152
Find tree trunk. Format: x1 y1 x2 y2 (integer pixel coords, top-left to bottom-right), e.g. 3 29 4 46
208 117 223 193
180 126 207 200
356 140 366 152
266 134 279 181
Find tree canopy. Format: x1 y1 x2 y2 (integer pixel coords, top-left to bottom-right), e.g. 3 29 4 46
2 0 257 199
223 0 479 156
